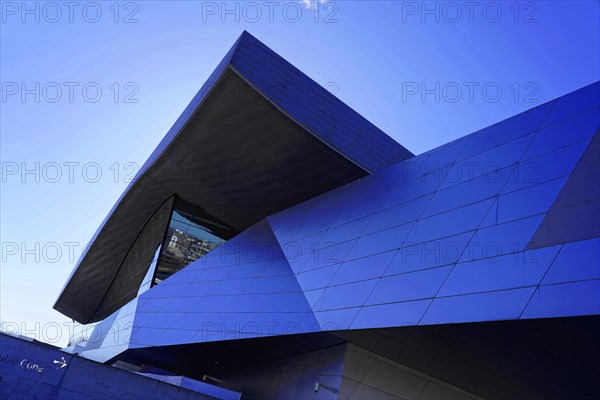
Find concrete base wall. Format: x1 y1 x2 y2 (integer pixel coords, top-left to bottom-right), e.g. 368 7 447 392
215 342 484 400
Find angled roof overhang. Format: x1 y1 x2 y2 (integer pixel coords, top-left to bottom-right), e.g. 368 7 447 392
54 31 413 323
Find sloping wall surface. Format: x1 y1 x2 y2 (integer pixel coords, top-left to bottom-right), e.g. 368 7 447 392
117 82 599 349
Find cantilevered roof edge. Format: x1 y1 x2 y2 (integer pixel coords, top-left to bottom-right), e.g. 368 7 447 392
229 31 414 172
52 36 243 321
53 31 413 321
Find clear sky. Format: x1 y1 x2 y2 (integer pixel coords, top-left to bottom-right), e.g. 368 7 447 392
1 0 599 346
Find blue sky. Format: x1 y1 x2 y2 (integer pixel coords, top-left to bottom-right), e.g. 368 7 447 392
1 0 599 346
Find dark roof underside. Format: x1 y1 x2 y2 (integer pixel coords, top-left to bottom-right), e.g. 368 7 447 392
54 32 414 323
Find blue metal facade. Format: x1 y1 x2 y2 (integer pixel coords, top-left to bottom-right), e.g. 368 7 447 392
73 80 599 369
116 81 599 349
52 32 600 399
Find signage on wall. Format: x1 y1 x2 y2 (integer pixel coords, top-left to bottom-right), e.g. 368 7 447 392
0 353 68 373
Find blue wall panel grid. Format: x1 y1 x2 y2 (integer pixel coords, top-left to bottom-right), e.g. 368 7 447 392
91 81 600 354
55 45 600 399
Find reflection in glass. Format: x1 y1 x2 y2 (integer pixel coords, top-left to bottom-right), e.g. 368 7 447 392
152 197 237 285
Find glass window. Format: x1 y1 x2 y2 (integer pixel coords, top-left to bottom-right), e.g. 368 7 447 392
152 197 237 285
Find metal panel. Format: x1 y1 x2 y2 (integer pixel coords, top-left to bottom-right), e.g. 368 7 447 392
440 132 534 190
460 215 544 263
456 100 555 161
497 177 568 223
351 223 414 259
421 165 515 218
406 199 494 244
521 280 600 319
528 131 600 247
388 232 473 275
420 288 536 325
438 246 559 297
365 266 452 305
542 82 600 127
504 140 590 193
542 238 600 284
350 300 432 329
329 252 396 286
364 194 432 235
524 107 599 159
317 280 379 311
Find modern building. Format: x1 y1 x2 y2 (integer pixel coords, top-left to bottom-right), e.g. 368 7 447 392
31 31 600 398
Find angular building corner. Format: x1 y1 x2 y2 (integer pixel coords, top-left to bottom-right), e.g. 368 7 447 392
10 31 600 399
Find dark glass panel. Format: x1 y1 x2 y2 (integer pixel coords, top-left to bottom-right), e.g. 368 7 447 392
152 197 237 285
